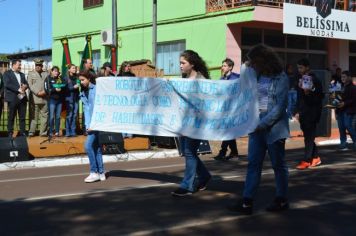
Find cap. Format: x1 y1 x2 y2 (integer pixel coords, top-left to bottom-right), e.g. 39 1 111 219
102 62 112 69
34 58 44 65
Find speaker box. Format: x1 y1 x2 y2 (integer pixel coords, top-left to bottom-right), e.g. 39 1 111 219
0 137 30 163
150 136 177 148
99 132 125 154
175 138 212 156
197 140 212 155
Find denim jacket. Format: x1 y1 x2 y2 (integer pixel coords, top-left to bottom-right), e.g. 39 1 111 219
256 72 290 144
80 83 96 129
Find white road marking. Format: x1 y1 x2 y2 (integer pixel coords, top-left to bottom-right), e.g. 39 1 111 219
0 164 184 183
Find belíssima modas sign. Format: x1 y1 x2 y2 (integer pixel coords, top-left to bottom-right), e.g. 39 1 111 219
283 2 355 40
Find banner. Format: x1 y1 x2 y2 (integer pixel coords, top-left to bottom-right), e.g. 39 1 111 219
283 3 356 40
90 65 259 141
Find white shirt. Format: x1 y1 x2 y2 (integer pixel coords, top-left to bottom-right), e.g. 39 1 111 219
12 69 21 87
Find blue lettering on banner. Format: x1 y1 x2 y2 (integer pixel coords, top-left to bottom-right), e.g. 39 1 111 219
103 95 150 107
95 112 106 122
115 79 150 91
152 96 172 107
112 112 164 125
178 97 216 112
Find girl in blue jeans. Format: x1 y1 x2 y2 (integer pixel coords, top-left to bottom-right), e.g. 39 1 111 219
228 44 290 214
171 50 212 197
79 71 106 183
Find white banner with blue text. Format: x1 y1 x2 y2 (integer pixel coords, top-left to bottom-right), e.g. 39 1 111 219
90 65 259 140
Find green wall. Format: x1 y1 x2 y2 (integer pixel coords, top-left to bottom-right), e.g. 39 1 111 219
52 0 253 79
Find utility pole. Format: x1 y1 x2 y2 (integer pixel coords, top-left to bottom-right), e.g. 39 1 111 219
152 0 157 66
111 0 118 72
38 0 42 50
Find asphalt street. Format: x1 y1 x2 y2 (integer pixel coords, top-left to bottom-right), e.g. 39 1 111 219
0 140 355 235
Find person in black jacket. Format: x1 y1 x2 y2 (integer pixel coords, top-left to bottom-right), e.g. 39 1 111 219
64 64 80 137
3 60 29 137
44 66 67 137
295 58 324 170
337 72 356 151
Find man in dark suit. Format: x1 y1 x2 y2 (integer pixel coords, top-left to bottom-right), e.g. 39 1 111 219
3 59 29 137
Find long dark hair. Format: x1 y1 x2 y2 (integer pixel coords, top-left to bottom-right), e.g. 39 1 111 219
78 70 96 85
180 50 210 79
247 44 283 77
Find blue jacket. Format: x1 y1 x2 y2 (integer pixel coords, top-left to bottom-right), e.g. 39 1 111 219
256 72 290 144
80 83 96 129
220 72 240 80
65 75 80 103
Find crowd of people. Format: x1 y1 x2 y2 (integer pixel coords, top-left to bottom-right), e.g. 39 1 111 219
0 45 355 214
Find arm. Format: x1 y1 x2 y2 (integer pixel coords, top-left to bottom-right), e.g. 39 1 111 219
27 73 41 95
4 72 21 94
258 73 289 129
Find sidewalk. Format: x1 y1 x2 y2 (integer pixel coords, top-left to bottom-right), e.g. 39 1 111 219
0 126 346 172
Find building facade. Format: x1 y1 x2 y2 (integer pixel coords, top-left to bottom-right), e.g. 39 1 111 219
52 0 356 78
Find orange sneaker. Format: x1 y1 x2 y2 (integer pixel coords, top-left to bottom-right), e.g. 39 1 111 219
296 161 311 170
309 157 321 168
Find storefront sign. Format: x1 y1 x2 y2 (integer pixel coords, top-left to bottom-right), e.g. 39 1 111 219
283 2 356 40
89 65 259 141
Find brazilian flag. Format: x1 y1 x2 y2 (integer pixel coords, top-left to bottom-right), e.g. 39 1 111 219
80 35 92 70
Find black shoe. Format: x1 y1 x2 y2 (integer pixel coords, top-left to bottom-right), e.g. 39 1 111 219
19 132 28 137
197 176 211 191
171 188 193 197
226 153 239 160
227 198 253 215
266 197 289 212
213 151 227 161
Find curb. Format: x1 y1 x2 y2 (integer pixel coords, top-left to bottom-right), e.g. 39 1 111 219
0 149 180 171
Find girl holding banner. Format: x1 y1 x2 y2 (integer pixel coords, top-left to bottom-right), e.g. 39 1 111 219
228 44 290 214
79 71 106 183
171 50 212 196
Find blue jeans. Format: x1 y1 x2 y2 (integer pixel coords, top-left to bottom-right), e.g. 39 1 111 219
337 111 347 146
180 137 211 192
287 90 297 119
344 113 356 144
49 98 62 135
85 131 104 174
243 131 289 199
65 101 79 136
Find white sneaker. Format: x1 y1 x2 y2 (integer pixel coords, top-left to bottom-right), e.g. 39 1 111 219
84 173 100 183
99 173 106 181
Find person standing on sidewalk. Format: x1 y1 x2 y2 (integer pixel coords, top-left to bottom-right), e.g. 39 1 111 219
337 71 356 151
335 71 354 151
295 58 324 170
3 59 29 137
64 64 80 137
214 58 240 161
79 70 106 183
28 59 48 137
171 50 212 197
228 44 290 214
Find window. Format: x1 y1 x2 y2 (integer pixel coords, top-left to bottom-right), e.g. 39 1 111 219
350 41 356 53
79 50 101 72
157 40 185 75
264 29 285 48
83 0 103 9
241 28 262 46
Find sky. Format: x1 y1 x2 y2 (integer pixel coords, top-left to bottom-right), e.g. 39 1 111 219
0 0 52 54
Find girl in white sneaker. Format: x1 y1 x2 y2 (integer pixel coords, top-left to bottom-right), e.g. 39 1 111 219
79 71 106 183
